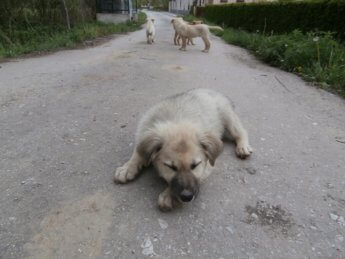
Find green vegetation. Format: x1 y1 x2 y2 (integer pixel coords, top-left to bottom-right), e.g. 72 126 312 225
221 29 345 97
185 15 345 97
201 0 345 41
0 12 147 59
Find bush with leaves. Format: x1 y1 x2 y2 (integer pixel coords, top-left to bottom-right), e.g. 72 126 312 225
201 0 345 41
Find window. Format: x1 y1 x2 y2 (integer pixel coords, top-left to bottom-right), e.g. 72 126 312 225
220 0 228 3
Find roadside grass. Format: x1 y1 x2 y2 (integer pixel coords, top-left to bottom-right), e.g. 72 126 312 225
0 12 147 59
184 15 345 97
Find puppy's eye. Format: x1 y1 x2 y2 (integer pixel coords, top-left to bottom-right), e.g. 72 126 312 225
191 161 201 170
164 163 178 172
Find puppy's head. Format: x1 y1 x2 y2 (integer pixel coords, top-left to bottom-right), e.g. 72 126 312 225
171 17 183 24
137 123 223 202
147 18 154 23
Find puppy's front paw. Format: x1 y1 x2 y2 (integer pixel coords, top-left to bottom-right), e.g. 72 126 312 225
114 163 137 184
158 191 173 212
202 49 209 53
235 143 253 159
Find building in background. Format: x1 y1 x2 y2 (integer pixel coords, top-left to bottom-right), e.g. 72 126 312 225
169 0 265 14
169 0 195 14
97 0 138 23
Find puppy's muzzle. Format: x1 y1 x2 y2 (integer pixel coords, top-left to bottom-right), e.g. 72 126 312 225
180 189 194 202
171 175 199 203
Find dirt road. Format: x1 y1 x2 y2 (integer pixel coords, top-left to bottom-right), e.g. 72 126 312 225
1 11 344 258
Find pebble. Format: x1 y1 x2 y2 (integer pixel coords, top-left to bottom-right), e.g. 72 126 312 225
338 216 345 226
226 225 234 234
251 213 259 220
141 237 155 256
335 235 344 242
330 213 339 221
158 218 168 229
245 168 257 175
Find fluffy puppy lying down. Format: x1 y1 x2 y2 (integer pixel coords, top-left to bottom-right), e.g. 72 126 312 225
171 18 223 52
114 89 253 211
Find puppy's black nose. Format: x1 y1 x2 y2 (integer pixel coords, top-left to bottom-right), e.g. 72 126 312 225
180 189 194 202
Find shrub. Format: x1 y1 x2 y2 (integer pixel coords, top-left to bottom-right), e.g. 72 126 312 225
221 28 345 96
202 0 345 41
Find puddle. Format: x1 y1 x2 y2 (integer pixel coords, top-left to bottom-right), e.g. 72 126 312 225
24 192 113 258
245 200 294 236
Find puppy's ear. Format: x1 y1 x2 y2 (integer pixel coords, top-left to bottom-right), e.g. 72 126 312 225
137 130 163 166
199 133 223 166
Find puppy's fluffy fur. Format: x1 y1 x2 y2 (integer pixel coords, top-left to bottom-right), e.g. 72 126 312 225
114 89 253 211
176 34 194 46
171 18 223 52
146 18 155 44
172 17 194 46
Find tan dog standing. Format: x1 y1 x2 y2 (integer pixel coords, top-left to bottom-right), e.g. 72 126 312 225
171 18 223 52
175 21 203 46
146 18 155 44
171 17 194 46
114 89 253 211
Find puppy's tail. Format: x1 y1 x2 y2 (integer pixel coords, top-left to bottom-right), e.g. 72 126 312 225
207 25 224 31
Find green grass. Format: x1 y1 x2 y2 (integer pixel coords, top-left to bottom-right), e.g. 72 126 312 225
184 15 345 97
0 12 147 59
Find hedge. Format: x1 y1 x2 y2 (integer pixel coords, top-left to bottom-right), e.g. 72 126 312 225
201 0 345 40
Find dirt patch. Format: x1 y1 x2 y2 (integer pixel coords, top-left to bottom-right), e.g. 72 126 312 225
24 192 113 258
245 200 294 236
162 64 188 73
114 50 137 59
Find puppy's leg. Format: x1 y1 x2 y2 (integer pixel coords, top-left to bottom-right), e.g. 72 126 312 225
158 187 174 211
114 151 145 183
174 32 178 45
179 37 187 51
202 36 210 53
177 34 182 46
223 107 253 159
190 38 195 45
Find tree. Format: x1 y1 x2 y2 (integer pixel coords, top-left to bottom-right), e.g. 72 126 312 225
60 0 71 29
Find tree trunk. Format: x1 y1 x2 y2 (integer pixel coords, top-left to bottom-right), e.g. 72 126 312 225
60 0 71 30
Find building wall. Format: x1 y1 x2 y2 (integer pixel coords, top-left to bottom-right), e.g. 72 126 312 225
169 0 195 14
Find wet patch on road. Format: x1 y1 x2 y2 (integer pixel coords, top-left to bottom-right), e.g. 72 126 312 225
245 200 294 237
162 64 188 73
24 191 113 258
